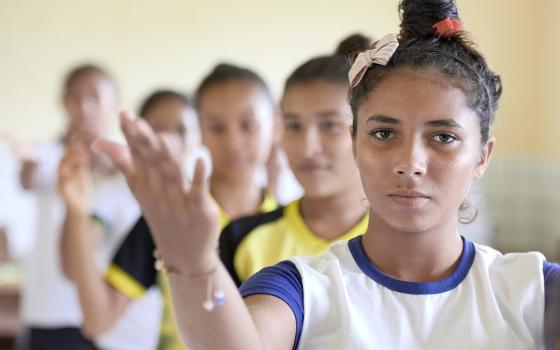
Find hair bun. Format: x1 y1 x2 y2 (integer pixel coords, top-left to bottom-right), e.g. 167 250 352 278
335 34 372 57
398 0 460 40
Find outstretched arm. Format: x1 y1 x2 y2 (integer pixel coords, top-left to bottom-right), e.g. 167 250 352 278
94 111 296 350
58 144 130 337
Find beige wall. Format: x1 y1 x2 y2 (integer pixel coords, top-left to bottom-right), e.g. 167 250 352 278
1 0 558 159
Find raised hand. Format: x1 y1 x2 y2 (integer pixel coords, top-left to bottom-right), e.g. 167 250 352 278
93 111 220 275
58 143 92 215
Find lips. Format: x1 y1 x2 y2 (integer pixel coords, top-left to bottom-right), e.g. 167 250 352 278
387 190 430 208
297 163 329 173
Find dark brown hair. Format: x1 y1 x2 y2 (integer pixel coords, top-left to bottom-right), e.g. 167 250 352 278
350 0 502 144
284 34 372 90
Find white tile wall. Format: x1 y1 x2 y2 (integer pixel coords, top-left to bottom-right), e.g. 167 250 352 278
479 157 560 260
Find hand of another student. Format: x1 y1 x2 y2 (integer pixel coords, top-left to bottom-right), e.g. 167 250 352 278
58 143 92 216
93 111 220 275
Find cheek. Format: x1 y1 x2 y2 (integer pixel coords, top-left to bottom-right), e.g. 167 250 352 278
329 135 356 168
430 154 476 197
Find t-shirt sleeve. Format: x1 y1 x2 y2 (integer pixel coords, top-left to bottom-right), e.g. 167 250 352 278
105 215 157 300
239 260 303 350
544 261 560 349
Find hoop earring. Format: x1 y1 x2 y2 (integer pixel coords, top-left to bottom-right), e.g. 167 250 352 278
458 199 478 224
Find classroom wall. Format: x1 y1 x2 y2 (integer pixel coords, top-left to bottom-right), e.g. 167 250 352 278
1 0 558 256
1 0 557 158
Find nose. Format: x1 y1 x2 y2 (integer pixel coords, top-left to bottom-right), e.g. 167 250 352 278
223 128 243 152
78 96 97 119
393 138 427 177
302 126 323 158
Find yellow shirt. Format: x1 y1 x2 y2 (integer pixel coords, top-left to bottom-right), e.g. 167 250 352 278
220 199 369 284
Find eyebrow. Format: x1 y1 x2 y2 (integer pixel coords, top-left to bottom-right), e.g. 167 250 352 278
366 115 400 124
283 110 348 120
366 114 463 128
317 110 345 118
426 119 463 129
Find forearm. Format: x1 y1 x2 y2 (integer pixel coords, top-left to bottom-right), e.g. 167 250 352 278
168 257 267 350
61 208 126 336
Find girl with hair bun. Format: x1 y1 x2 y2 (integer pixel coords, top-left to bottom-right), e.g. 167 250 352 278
96 0 560 349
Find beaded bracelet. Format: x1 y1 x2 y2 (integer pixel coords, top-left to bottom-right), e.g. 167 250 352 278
153 249 225 311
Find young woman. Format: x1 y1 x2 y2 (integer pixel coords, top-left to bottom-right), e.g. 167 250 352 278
22 64 118 350
95 1 560 348
220 35 371 285
60 89 201 350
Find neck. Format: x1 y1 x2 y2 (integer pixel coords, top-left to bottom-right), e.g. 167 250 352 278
361 213 463 282
299 186 367 241
210 172 262 221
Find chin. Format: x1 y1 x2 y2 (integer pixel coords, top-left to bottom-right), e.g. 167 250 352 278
300 184 333 199
378 210 438 234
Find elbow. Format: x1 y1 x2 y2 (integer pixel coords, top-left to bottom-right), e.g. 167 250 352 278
60 262 73 281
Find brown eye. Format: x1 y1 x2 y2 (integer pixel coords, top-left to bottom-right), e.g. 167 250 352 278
433 133 458 144
371 129 394 140
208 124 225 133
284 120 301 132
319 120 341 132
242 120 256 131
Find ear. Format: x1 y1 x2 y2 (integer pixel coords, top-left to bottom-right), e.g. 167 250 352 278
474 137 495 179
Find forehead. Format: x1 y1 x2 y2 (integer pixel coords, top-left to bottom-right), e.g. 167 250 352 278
198 80 271 118
357 68 476 126
282 80 350 115
66 72 113 95
145 99 193 125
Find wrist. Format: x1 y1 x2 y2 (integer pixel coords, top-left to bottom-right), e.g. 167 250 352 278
66 204 90 218
156 248 219 277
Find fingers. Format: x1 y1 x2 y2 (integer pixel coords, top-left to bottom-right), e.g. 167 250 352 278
190 157 210 202
92 139 133 178
120 111 161 162
158 133 189 213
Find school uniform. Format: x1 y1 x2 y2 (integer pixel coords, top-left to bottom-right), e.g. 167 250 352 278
220 199 368 286
90 176 163 350
240 236 560 350
105 194 277 350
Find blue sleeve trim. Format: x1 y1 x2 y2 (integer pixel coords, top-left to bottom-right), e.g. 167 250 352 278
544 261 560 349
544 261 560 288
239 260 303 350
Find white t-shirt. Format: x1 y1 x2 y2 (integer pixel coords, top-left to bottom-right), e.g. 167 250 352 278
240 236 560 349
292 239 545 349
21 142 81 326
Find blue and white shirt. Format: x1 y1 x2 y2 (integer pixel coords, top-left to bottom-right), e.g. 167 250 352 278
241 236 560 350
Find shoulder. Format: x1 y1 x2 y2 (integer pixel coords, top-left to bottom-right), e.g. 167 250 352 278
220 206 285 251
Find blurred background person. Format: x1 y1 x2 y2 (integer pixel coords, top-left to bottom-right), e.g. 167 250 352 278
19 64 119 350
